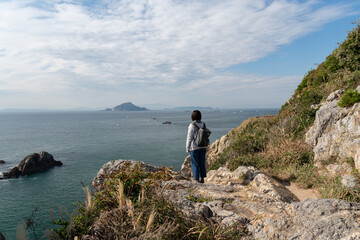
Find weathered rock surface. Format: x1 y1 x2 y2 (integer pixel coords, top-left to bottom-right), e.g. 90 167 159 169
325 163 354 177
341 174 359 189
249 198 360 240
1 151 62 179
92 159 163 191
96 160 360 239
306 87 360 170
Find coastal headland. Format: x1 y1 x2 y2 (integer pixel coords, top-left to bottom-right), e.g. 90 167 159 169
3 20 360 240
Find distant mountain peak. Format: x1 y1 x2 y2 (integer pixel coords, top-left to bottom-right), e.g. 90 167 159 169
105 102 148 111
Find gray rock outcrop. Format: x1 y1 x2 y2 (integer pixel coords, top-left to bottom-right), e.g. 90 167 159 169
92 159 163 191
306 87 360 171
95 159 360 239
341 174 359 189
249 198 360 240
166 166 360 239
1 151 62 179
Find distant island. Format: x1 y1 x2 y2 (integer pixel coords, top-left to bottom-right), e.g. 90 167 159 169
105 102 148 111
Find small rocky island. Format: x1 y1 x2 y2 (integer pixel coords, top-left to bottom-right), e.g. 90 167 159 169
105 102 148 111
1 151 62 179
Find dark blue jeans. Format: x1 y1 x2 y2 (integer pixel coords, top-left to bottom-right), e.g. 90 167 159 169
190 148 207 180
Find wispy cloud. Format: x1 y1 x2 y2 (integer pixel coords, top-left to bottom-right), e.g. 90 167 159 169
0 0 356 108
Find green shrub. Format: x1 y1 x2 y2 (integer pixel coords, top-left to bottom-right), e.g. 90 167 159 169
300 89 323 105
312 68 328 87
344 70 360 89
231 135 267 155
209 118 273 170
293 107 318 136
338 89 360 107
346 157 356 167
336 21 360 71
208 156 226 171
324 54 341 73
295 70 313 93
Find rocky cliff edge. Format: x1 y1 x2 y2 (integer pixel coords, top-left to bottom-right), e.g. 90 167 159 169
92 159 360 240
306 86 360 189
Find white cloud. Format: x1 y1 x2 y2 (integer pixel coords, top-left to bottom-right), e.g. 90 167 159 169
0 0 356 108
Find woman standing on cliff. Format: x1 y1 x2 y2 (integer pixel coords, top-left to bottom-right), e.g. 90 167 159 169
186 110 210 183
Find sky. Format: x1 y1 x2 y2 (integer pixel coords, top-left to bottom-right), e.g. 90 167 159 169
0 0 359 110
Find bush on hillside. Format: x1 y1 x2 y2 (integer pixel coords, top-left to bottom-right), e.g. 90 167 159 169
335 20 360 72
338 89 360 108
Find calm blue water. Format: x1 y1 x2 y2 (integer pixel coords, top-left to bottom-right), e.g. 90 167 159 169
0 109 277 239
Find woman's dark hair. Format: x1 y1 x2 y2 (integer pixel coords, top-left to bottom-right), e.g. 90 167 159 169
191 110 202 121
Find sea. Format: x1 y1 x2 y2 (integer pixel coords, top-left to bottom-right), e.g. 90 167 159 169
0 109 277 239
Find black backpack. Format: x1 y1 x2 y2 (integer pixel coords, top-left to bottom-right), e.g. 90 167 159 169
193 122 211 147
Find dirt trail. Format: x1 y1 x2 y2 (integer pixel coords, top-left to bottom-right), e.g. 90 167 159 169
281 181 320 201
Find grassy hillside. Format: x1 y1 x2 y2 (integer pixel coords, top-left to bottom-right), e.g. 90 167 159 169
280 20 360 135
210 21 360 202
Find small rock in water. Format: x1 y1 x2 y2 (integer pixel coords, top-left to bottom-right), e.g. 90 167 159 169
1 151 62 179
0 231 6 240
0 160 5 164
162 121 172 124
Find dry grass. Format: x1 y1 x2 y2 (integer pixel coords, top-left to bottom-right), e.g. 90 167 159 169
134 212 143 230
116 181 125 208
141 187 145 205
16 221 27 240
50 209 54 224
76 186 249 240
84 187 93 213
262 127 312 171
319 176 360 202
145 210 156 232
